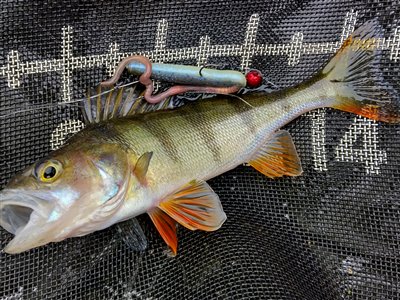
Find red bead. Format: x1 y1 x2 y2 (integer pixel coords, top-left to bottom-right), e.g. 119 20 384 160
245 69 263 88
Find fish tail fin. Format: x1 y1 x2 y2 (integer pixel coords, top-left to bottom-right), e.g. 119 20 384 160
323 19 400 123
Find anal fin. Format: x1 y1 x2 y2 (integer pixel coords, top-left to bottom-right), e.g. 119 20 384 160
249 130 303 178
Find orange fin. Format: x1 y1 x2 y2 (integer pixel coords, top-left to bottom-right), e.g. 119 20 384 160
249 130 302 178
159 180 227 232
134 152 153 184
148 207 178 255
322 19 399 123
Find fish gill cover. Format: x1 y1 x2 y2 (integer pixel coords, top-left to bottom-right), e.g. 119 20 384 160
0 1 399 299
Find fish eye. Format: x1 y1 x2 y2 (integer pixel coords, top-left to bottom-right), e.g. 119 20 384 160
34 160 63 183
43 166 57 179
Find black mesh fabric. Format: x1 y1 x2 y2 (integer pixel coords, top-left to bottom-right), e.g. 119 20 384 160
1 1 399 299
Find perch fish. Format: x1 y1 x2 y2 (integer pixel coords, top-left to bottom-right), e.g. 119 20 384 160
0 20 399 254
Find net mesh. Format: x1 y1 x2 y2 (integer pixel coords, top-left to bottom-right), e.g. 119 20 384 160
1 1 399 299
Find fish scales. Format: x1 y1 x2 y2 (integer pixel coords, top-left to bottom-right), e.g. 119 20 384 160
105 77 329 188
1 20 399 254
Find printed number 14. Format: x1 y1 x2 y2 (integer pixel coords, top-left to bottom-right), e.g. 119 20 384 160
311 109 387 175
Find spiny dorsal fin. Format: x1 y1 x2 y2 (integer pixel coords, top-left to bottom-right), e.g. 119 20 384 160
248 130 303 178
82 84 176 124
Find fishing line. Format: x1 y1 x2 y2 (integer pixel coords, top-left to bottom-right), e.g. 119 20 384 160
226 94 255 108
0 76 279 119
0 81 140 119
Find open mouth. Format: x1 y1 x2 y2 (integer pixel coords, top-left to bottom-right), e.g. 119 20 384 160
0 190 50 236
0 204 34 235
0 190 55 253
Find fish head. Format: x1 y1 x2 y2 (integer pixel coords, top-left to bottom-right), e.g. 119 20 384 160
0 142 131 254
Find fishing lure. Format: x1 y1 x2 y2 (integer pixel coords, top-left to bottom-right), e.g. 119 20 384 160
100 55 248 104
0 20 398 255
0 57 263 120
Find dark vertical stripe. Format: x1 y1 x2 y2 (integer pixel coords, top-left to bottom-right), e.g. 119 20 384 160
182 104 222 163
139 120 179 162
228 99 258 135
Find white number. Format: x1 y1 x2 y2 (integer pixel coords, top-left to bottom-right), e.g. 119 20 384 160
335 116 387 174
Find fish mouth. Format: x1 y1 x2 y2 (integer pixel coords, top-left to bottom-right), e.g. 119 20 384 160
1 203 34 235
0 190 53 254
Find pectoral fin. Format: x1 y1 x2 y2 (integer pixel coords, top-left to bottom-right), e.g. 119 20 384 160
134 152 153 184
158 180 227 232
249 130 302 178
148 207 178 255
115 218 148 252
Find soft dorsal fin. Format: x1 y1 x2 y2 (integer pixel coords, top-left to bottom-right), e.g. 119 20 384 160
148 207 178 255
81 84 176 124
248 130 303 178
158 180 227 231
